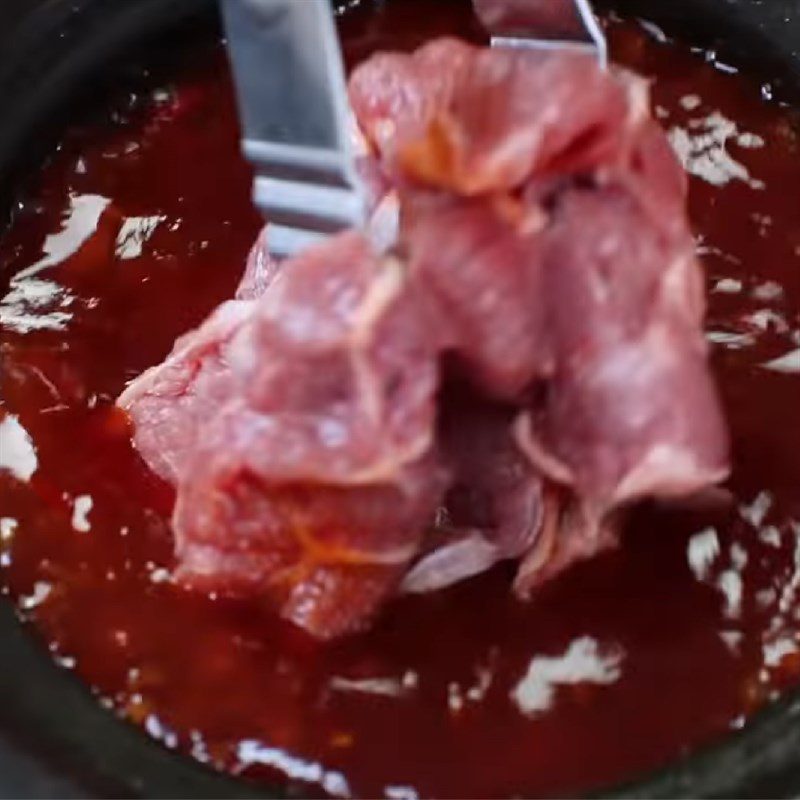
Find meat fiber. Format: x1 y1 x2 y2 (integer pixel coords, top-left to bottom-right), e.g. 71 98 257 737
120 39 729 638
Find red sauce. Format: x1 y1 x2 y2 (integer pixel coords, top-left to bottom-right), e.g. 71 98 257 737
1 1 799 796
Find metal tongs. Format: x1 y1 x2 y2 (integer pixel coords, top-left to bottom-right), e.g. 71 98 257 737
221 0 364 258
221 0 607 259
475 0 606 63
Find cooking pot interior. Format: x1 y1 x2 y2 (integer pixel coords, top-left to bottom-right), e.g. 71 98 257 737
0 0 798 797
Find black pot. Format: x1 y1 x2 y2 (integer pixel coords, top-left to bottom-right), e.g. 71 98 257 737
0 1 799 797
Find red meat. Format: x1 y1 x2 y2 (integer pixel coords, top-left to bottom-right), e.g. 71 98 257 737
120 40 729 638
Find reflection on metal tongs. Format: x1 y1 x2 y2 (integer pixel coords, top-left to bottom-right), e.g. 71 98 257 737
220 0 365 258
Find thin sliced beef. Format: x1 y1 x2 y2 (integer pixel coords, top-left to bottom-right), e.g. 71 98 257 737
352 40 728 589
118 228 280 483
228 233 444 486
121 39 729 639
174 413 442 637
403 194 550 398
514 187 727 511
350 39 643 194
118 299 254 484
473 0 592 40
152 232 445 637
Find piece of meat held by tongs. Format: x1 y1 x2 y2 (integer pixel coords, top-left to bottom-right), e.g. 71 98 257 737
474 0 607 65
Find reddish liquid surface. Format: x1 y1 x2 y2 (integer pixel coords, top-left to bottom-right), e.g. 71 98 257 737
1 1 800 797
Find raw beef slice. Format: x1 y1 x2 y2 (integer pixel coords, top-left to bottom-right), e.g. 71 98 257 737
126 232 448 638
120 39 729 638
